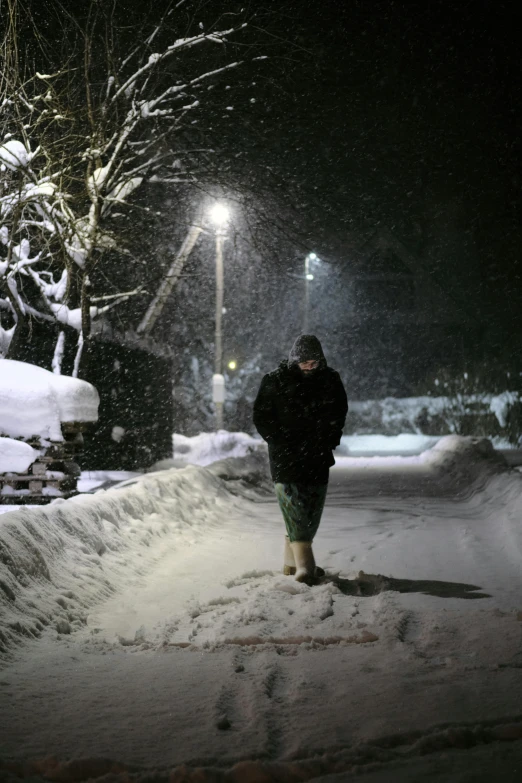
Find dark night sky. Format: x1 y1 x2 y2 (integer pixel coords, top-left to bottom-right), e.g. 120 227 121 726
219 0 521 323
21 0 521 376
30 0 521 324
173 0 520 393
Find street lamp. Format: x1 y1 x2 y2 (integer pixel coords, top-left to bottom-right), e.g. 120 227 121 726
210 202 229 431
210 203 230 227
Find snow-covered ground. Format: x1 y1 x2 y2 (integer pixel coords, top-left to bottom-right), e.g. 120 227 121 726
1 436 522 781
169 431 442 465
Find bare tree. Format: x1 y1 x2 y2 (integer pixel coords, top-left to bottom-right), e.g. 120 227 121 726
1 0 255 373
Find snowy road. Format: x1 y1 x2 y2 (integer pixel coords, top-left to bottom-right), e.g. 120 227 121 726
1 441 522 781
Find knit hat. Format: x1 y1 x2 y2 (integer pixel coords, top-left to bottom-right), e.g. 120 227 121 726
288 334 326 366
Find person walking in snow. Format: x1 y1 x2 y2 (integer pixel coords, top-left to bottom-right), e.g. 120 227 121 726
253 334 348 585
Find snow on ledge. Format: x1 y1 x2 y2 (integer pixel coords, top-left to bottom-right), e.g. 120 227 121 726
0 437 39 474
0 360 99 443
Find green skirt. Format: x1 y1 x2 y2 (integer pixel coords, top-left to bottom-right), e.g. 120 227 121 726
274 482 328 542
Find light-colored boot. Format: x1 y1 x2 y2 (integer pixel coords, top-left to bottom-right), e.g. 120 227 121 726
290 541 316 585
283 536 296 575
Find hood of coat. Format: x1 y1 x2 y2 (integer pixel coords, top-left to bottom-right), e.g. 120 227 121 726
287 334 327 376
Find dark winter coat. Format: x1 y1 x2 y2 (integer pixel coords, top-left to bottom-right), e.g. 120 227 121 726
253 360 348 484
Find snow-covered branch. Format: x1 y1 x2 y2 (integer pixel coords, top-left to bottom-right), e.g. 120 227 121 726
110 26 242 105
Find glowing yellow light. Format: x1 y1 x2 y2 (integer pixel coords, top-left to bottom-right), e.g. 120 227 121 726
228 360 237 370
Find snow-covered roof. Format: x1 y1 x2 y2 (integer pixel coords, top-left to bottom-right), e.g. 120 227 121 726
0 360 99 443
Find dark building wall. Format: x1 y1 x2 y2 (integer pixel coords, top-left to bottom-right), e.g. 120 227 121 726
9 323 173 470
81 341 173 470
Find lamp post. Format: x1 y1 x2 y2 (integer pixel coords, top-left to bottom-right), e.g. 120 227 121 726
210 203 229 431
303 252 316 332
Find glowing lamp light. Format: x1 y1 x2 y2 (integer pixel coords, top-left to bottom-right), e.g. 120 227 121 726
308 252 317 260
228 360 237 370
210 203 230 226
306 273 314 280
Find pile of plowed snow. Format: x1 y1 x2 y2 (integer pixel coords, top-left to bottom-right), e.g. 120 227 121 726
0 465 243 657
171 431 266 466
0 437 507 658
336 435 507 493
168 432 441 465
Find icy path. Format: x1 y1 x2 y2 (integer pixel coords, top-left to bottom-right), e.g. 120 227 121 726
1 449 522 781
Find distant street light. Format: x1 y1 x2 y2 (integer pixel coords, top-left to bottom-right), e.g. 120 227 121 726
228 360 237 370
210 202 230 431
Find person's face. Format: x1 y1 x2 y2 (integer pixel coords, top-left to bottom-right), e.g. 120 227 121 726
298 360 319 375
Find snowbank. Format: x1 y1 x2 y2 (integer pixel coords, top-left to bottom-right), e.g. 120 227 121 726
337 433 439 456
169 432 439 466
171 431 266 466
0 438 39 474
0 435 509 658
0 360 99 443
420 434 507 477
0 464 241 656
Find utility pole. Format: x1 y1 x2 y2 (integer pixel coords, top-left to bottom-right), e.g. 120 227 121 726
209 203 229 431
136 223 203 336
303 252 317 332
214 228 225 430
303 254 310 333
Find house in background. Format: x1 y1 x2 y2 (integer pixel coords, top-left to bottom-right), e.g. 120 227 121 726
336 227 480 398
